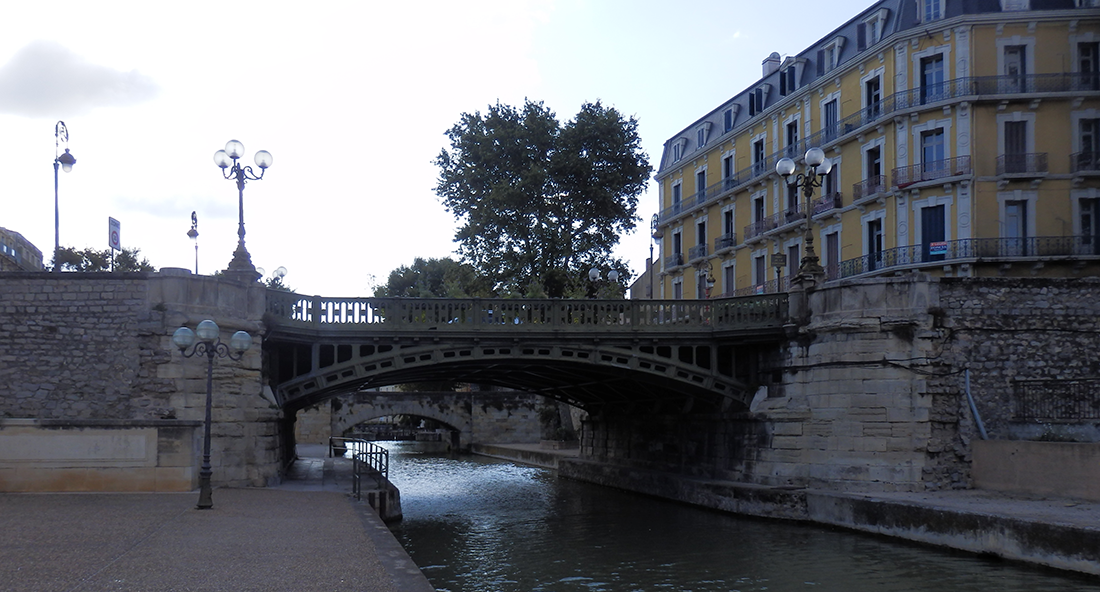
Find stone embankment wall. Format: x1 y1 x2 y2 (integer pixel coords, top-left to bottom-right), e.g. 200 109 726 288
581 275 1100 494
0 272 282 490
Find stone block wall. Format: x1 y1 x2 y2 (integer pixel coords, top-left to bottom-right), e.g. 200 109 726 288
0 272 283 489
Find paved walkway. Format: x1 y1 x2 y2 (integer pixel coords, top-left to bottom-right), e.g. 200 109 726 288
0 447 433 592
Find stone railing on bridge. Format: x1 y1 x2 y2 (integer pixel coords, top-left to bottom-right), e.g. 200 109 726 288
265 292 789 336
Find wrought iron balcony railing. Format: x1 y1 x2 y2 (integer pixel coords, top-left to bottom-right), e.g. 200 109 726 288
688 243 708 261
665 252 684 268
892 156 972 187
714 232 736 251
744 217 779 241
1071 151 1100 174
852 175 887 204
996 153 1048 176
811 192 843 216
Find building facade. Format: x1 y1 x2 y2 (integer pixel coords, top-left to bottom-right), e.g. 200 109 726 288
653 0 1100 299
0 227 44 272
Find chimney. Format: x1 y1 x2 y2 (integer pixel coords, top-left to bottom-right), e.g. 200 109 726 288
762 52 781 77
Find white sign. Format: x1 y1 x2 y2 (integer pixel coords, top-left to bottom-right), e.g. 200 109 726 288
108 217 121 251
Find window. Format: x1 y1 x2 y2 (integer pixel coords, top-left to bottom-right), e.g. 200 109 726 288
696 170 707 202
779 67 797 96
1004 45 1027 92
865 76 882 121
921 0 943 23
921 129 946 177
672 138 686 162
823 99 839 143
866 146 882 179
1003 120 1028 173
1004 200 1028 255
786 180 799 212
787 244 800 278
672 230 683 266
723 108 734 132
1080 42 1099 91
753 254 767 290
1082 118 1100 160
672 182 682 213
752 139 766 177
753 194 766 223
673 277 683 299
785 121 800 158
1081 198 1100 254
858 10 888 50
723 263 735 296
748 87 765 116
697 220 707 248
696 123 711 149
920 54 946 104
921 204 947 261
825 231 840 279
723 209 735 237
816 37 845 76
867 218 884 270
722 154 735 188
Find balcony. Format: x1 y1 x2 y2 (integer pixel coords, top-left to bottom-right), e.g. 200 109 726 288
892 156 971 189
714 233 737 252
664 253 684 268
811 192 843 216
996 153 1048 183
744 218 778 242
833 235 1100 281
688 243 708 262
732 275 791 297
1071 152 1100 176
852 175 887 205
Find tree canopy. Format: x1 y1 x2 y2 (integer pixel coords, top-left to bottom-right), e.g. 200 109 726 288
51 246 155 272
434 99 651 296
373 257 493 298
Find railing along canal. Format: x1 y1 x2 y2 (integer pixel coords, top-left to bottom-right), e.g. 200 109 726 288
330 437 390 500
266 293 789 334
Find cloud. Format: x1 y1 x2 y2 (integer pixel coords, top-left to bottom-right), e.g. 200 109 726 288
0 40 159 117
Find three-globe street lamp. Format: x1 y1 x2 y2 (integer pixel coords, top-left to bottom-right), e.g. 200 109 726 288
586 267 620 299
53 121 76 272
214 139 272 281
775 147 831 281
172 320 252 509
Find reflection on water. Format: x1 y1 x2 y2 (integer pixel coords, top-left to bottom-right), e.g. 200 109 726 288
384 442 1098 592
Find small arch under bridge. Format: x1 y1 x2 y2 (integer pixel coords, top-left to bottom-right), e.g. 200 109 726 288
263 292 789 415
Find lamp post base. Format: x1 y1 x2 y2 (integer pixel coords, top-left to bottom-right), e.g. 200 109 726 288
225 242 262 283
196 469 214 509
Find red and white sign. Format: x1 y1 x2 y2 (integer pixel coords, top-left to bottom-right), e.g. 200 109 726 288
108 217 121 251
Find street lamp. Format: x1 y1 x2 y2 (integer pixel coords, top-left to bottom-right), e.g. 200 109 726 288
775 147 830 281
650 214 664 299
187 211 199 275
214 139 272 281
53 121 76 271
586 267 620 299
695 259 717 299
172 320 252 509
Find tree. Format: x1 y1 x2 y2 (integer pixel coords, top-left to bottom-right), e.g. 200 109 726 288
51 246 155 272
434 99 651 296
373 257 493 298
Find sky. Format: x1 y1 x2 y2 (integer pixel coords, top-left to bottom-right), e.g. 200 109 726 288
0 0 875 297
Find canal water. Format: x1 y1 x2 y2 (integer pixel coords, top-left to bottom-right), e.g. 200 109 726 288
381 442 1098 592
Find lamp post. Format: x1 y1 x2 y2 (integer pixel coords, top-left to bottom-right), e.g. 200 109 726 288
775 147 831 282
187 211 199 275
172 320 252 509
586 267 620 299
214 139 272 281
650 214 664 299
53 121 76 271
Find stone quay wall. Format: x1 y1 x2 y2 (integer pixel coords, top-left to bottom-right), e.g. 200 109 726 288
0 272 282 489
581 275 1100 494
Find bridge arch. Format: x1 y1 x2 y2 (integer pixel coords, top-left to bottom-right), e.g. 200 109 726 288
334 396 471 446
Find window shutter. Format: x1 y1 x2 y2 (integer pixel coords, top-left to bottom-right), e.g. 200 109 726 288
779 71 788 96
857 23 867 51
816 50 825 76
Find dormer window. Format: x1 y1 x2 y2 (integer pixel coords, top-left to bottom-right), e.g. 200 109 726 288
747 84 771 117
816 36 846 76
920 0 943 23
779 57 807 96
858 9 889 50
672 138 687 162
723 106 739 133
696 123 712 149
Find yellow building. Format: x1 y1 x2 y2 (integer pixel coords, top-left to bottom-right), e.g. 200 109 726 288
653 0 1100 299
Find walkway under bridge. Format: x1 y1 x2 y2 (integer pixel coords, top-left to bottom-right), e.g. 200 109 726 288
263 292 790 414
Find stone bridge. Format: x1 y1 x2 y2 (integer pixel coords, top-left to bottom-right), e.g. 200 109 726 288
262 292 790 416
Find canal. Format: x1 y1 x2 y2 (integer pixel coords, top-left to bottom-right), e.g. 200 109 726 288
382 442 1098 592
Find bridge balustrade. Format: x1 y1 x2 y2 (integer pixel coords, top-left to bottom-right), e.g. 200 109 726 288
266 291 789 334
